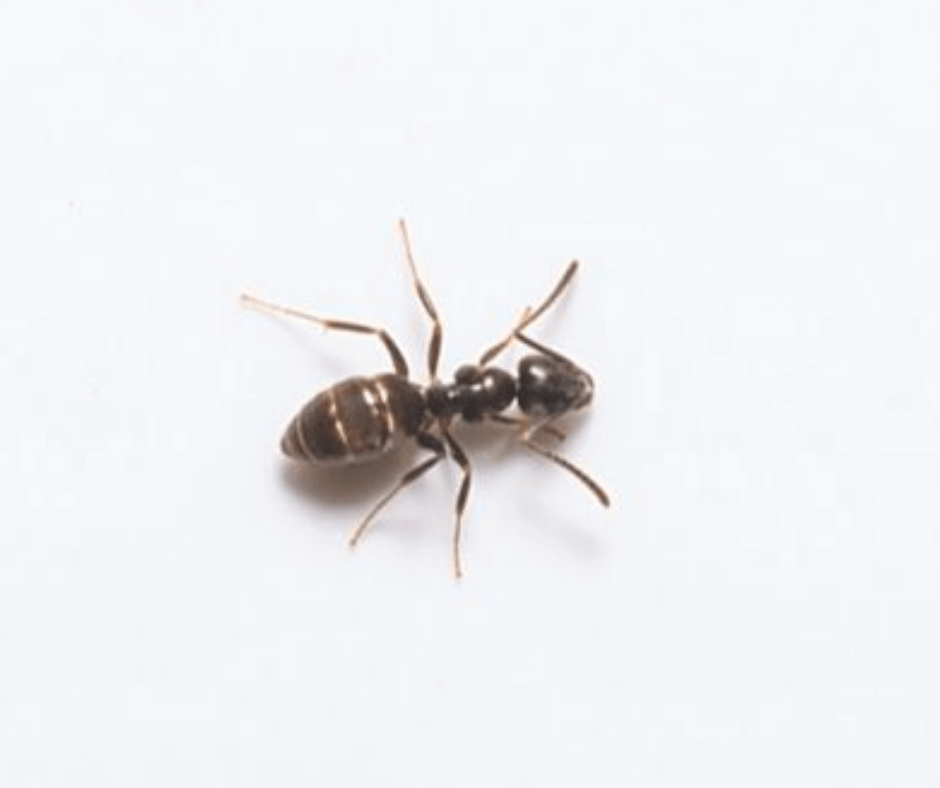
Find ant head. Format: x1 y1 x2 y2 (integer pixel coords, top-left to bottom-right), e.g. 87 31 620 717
516 354 593 417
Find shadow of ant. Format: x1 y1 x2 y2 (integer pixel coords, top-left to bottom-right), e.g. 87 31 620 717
277 410 605 561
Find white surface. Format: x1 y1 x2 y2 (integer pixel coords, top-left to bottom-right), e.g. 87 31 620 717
2 1 939 785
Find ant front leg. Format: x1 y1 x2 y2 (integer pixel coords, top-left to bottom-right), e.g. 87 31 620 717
504 419 610 508
489 413 567 443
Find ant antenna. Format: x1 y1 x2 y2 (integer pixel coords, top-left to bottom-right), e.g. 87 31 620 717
479 260 579 365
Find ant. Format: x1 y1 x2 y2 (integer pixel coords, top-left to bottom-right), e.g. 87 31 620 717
241 221 609 577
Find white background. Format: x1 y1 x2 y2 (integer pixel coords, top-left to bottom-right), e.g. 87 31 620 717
2 1 939 785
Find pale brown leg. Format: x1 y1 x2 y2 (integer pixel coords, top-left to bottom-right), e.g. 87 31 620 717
520 432 610 507
348 432 445 547
489 414 607 505
240 293 409 376
398 219 443 380
490 413 567 443
441 430 472 579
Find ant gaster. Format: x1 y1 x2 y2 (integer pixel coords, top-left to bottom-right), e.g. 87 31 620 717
241 221 609 578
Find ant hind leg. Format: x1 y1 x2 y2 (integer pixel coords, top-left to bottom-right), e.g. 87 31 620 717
348 432 446 548
441 430 472 579
240 293 410 377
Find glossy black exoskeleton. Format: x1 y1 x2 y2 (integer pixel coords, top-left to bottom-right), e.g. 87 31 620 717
242 221 608 577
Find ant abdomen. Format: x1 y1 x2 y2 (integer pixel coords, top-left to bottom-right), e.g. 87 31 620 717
281 374 425 464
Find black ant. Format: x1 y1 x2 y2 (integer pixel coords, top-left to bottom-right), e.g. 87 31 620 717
241 221 609 577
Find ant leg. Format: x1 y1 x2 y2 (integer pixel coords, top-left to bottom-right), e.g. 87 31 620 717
348 432 445 548
519 425 610 507
441 430 472 579
240 293 409 377
489 413 567 443
479 260 579 366
398 219 443 381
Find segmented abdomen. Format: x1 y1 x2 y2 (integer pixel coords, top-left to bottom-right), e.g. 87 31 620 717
281 375 423 464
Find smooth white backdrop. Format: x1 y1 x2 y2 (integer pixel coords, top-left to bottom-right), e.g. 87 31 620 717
2 1 939 786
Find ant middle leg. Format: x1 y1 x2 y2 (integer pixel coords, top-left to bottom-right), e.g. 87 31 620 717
348 431 446 548
240 293 410 377
398 219 443 381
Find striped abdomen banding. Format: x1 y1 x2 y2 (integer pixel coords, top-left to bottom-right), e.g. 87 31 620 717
281 375 424 464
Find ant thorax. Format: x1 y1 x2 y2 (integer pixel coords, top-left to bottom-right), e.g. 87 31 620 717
425 365 516 422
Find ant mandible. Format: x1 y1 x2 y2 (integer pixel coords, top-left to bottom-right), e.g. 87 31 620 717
241 221 609 578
